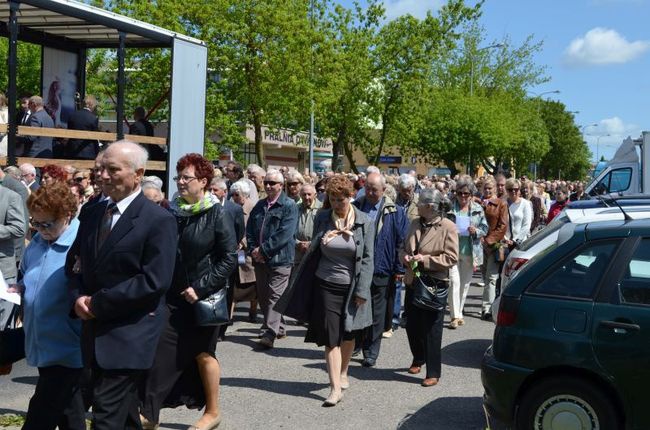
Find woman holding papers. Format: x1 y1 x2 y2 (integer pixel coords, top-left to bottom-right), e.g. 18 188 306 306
448 176 488 329
8 182 84 430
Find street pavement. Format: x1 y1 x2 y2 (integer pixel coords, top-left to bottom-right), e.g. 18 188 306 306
0 284 496 430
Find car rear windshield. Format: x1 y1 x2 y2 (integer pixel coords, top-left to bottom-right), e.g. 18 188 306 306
518 213 569 252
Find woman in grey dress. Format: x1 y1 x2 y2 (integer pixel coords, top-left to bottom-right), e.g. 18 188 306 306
276 175 374 407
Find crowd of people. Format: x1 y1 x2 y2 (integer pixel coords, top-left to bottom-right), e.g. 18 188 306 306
0 142 592 429
0 91 162 160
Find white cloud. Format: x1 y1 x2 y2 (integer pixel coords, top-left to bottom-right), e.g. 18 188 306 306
564 27 650 66
584 117 640 160
586 116 639 145
383 0 444 21
600 116 639 136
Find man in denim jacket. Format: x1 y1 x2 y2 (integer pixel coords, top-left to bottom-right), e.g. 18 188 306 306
246 169 299 348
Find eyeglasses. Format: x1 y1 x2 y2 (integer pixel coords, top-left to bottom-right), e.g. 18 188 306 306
507 188 520 192
456 191 471 197
74 177 85 182
264 181 281 187
287 182 300 186
173 175 197 183
31 219 56 230
231 193 240 197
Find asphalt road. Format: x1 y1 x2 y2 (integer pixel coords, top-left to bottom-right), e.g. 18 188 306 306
0 284 496 430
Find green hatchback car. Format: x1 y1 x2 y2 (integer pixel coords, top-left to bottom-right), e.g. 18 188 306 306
482 218 650 430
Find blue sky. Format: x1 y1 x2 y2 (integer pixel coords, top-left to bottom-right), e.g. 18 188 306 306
341 0 650 162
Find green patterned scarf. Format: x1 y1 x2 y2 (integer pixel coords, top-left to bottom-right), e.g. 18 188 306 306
172 192 218 217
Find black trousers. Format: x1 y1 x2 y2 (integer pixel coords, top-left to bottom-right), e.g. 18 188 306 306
23 365 85 430
405 289 444 379
384 276 397 332
92 367 144 430
361 275 390 360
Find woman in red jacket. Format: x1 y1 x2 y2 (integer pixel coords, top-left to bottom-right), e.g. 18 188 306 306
547 185 569 223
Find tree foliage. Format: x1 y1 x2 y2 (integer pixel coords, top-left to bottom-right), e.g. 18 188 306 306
537 100 592 180
1 0 590 179
0 40 42 98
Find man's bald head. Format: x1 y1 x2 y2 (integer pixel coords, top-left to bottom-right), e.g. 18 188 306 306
365 172 386 205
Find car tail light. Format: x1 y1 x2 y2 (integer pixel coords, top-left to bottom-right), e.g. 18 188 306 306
496 296 520 327
504 258 528 277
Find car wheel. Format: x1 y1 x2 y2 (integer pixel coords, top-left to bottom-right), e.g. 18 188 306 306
515 376 621 430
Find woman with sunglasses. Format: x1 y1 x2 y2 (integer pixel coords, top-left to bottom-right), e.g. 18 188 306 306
504 178 532 249
140 153 237 430
8 182 85 429
448 176 488 329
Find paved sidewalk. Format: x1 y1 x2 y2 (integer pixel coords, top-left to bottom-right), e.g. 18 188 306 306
0 285 495 430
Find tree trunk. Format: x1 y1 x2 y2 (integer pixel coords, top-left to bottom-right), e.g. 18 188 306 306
343 139 359 173
372 91 396 165
331 128 345 172
253 110 265 168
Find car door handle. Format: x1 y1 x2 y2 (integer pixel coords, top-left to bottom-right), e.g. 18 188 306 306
600 320 640 333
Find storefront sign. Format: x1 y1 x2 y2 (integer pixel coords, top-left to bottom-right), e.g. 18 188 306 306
378 155 402 164
245 125 333 152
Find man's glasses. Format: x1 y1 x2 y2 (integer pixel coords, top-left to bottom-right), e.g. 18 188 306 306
74 177 85 183
31 219 55 230
456 191 471 197
264 181 281 186
507 188 520 192
173 175 197 183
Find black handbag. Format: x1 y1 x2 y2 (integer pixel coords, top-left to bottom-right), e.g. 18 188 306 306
412 275 449 312
410 221 450 312
194 287 229 327
177 245 230 327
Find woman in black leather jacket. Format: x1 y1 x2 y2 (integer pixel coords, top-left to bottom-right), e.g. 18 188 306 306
141 153 237 430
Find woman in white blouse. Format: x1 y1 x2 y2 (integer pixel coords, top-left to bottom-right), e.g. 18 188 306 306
504 178 532 247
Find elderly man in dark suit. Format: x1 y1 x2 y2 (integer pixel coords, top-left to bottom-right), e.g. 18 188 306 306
67 140 177 430
23 96 54 158
65 95 100 159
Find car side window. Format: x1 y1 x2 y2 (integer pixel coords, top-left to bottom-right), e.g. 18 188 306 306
620 239 650 305
528 241 619 299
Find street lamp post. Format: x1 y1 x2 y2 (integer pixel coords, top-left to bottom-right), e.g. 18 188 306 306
580 123 598 137
308 0 315 174
468 43 503 174
596 134 611 162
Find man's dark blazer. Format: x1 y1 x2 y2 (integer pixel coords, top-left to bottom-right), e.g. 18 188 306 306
24 109 54 158
66 192 178 370
224 199 245 243
65 108 99 159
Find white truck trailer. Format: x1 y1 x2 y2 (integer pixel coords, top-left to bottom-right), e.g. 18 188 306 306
586 131 650 196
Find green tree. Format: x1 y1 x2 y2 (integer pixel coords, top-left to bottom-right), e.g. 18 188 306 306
538 100 591 180
197 0 316 166
314 0 383 172
360 0 481 166
0 40 41 99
